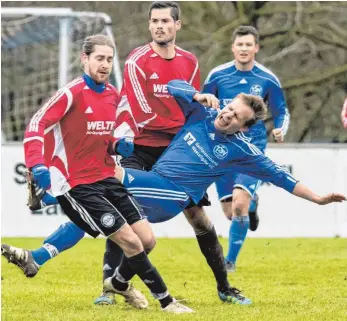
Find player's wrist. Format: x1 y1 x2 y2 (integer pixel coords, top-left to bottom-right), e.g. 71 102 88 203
31 164 47 171
193 93 200 101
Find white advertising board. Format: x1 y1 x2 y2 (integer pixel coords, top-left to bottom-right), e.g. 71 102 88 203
1 144 346 238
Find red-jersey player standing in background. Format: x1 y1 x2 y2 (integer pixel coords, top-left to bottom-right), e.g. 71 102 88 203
96 1 235 306
2 34 193 314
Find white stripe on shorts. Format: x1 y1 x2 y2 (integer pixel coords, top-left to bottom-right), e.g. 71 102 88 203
64 192 104 235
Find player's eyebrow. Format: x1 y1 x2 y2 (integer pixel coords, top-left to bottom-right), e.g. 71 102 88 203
95 55 113 59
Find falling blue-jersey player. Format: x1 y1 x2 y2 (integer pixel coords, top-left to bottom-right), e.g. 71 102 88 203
202 25 290 271
121 80 294 223
118 80 343 222
3 79 345 307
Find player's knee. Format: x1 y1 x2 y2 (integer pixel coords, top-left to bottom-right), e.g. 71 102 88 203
143 237 156 254
221 201 233 220
113 229 143 255
140 230 156 253
184 206 212 234
232 194 251 217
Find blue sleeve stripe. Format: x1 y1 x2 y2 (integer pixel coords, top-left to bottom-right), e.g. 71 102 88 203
235 133 262 155
238 132 251 142
167 83 197 94
278 112 290 135
274 164 297 181
251 70 281 88
254 61 282 87
204 60 235 84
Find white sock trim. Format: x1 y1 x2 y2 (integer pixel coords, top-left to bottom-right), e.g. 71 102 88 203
115 267 128 283
152 290 169 300
42 243 59 258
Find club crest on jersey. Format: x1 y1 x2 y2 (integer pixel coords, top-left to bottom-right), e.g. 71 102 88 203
101 213 115 228
213 144 228 159
250 85 263 96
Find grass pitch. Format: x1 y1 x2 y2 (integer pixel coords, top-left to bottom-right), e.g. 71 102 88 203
1 237 346 321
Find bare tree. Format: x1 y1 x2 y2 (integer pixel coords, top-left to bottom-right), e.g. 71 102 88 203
2 1 347 142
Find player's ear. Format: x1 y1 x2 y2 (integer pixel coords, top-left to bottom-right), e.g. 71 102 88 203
175 20 181 31
81 52 88 66
254 43 260 54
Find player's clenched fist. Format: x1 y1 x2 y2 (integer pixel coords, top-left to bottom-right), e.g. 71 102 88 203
31 164 51 190
115 137 134 158
193 93 220 110
272 128 284 143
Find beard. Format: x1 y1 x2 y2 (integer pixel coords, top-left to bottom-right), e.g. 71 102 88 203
153 35 174 47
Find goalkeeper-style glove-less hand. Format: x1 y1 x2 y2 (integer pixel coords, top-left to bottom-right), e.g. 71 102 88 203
115 137 134 158
32 164 51 190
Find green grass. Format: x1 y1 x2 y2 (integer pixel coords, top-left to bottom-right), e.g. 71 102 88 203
1 238 347 321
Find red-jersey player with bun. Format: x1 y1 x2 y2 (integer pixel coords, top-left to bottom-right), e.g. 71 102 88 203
2 34 194 314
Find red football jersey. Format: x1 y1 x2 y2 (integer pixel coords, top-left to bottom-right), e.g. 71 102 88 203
114 43 200 147
23 76 120 196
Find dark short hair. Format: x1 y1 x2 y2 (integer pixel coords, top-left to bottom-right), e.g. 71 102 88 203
237 93 267 128
148 1 180 21
82 34 114 55
231 25 259 44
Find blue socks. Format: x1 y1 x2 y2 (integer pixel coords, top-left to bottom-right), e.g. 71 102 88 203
32 222 85 266
226 216 250 264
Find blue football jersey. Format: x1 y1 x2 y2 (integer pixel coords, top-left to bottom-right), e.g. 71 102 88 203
151 80 297 204
203 61 290 137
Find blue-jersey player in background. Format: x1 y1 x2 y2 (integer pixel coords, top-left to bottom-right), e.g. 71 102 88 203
3 80 345 306
202 25 290 272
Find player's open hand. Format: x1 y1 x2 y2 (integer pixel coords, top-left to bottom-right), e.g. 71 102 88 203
272 128 284 143
193 93 220 110
315 193 346 205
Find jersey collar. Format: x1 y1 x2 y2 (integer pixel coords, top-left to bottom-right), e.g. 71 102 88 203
82 73 106 93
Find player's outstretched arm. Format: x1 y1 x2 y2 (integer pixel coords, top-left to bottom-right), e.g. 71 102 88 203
168 80 219 109
234 152 346 206
292 182 346 205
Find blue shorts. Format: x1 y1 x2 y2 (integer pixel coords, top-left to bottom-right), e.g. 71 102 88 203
121 168 191 223
216 134 267 201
